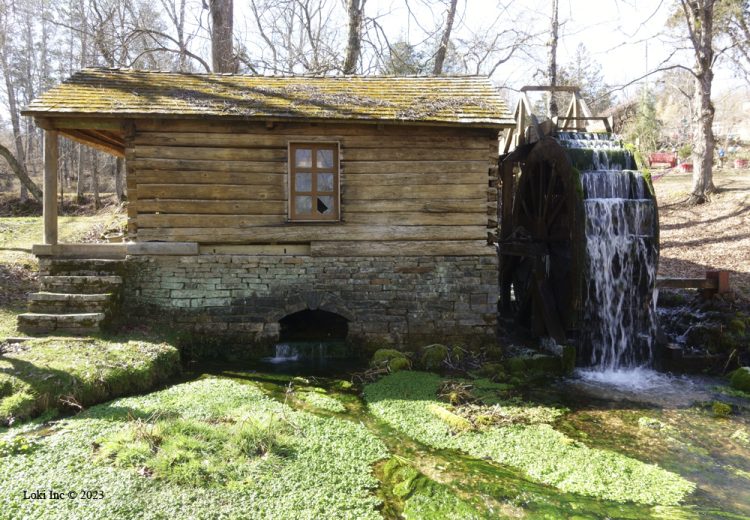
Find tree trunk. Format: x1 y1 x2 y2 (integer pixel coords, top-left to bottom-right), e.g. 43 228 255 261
0 143 43 200
343 0 365 74
115 156 125 202
433 0 457 75
91 152 101 210
209 0 235 72
77 145 86 203
547 0 559 117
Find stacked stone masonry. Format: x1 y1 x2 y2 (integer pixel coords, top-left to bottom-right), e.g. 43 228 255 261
122 254 499 349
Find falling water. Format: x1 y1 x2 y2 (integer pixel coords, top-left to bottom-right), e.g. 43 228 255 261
560 132 659 371
262 342 330 364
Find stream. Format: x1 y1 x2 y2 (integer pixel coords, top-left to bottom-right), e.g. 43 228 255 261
183 359 750 519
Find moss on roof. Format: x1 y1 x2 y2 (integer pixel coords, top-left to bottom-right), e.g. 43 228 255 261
23 68 514 127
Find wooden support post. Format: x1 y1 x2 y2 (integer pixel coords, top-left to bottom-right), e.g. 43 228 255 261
43 130 59 245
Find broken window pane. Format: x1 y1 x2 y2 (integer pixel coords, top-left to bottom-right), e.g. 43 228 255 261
317 196 334 215
295 172 312 192
295 148 312 168
317 173 334 192
317 149 334 168
295 196 312 214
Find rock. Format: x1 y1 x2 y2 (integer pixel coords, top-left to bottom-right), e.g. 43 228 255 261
389 357 411 372
477 363 505 381
420 344 449 370
370 349 406 368
562 345 576 375
711 401 732 418
729 367 750 393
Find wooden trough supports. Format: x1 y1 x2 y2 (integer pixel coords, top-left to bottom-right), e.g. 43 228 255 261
656 270 730 298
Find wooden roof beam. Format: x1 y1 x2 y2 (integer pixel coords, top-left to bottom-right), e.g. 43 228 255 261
59 129 125 157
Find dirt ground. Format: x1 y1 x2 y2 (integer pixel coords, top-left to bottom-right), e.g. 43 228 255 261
654 167 750 301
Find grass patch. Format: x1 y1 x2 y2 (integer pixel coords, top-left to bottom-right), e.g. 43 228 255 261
1 378 388 519
297 388 346 413
364 371 696 506
0 338 180 425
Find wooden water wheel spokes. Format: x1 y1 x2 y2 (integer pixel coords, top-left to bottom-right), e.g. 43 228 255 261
501 137 585 343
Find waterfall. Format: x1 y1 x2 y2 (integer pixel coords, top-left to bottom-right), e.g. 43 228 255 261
561 133 659 371
262 342 330 364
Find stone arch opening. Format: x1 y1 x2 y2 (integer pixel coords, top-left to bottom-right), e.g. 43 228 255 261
279 309 349 342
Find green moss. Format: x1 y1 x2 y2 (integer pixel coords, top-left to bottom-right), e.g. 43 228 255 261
427 404 473 432
371 348 407 368
420 344 449 370
382 458 486 519
505 357 527 375
476 363 506 381
562 345 576 375
364 372 695 506
484 346 503 361
711 401 732 419
730 367 750 393
389 357 411 372
0 338 180 425
731 429 750 446
298 390 346 413
2 378 388 519
638 417 667 430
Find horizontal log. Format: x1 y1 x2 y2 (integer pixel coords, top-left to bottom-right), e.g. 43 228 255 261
135 119 496 137
343 160 487 174
132 132 493 149
137 199 285 214
126 242 199 255
137 170 284 185
343 184 481 200
200 244 311 255
311 240 495 257
136 225 487 243
32 243 127 259
137 212 485 228
136 146 286 161
137 184 285 200
132 158 286 172
341 172 486 186
345 199 486 213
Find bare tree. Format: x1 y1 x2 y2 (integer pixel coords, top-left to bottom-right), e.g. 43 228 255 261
432 0 457 75
680 0 717 204
342 0 365 74
207 0 235 72
546 0 559 116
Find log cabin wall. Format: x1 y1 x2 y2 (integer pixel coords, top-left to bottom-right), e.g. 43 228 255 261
126 119 498 254
119 118 500 350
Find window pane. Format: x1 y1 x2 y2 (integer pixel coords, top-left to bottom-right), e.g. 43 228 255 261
295 172 312 192
295 196 312 214
317 196 334 215
295 148 312 167
317 173 334 192
317 149 334 168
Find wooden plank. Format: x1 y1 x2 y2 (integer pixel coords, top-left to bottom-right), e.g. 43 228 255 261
343 184 481 200
132 132 492 149
311 240 495 257
344 148 484 161
49 117 126 131
138 214 286 228
656 277 717 290
132 158 287 172
33 243 126 259
345 199 485 213
138 212 485 228
60 129 125 157
342 161 486 174
126 242 199 255
136 225 487 243
200 244 311 255
137 184 285 200
137 199 285 214
137 170 283 185
135 146 286 161
135 119 495 137
341 172 486 186
43 130 58 245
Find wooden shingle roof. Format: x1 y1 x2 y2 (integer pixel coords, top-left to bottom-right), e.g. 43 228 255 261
23 68 514 128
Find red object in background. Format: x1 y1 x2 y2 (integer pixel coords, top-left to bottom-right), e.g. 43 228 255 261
648 152 678 168
735 159 748 169
679 163 693 173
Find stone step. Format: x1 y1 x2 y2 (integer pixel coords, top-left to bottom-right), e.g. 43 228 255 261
27 292 112 314
41 258 126 277
17 312 106 335
41 275 122 294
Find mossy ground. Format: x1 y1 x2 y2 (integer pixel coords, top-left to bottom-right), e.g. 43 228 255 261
0 338 180 424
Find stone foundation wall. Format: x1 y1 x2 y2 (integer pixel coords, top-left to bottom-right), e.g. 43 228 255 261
120 254 499 350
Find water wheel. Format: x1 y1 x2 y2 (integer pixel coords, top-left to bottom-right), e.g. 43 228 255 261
499 137 585 343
